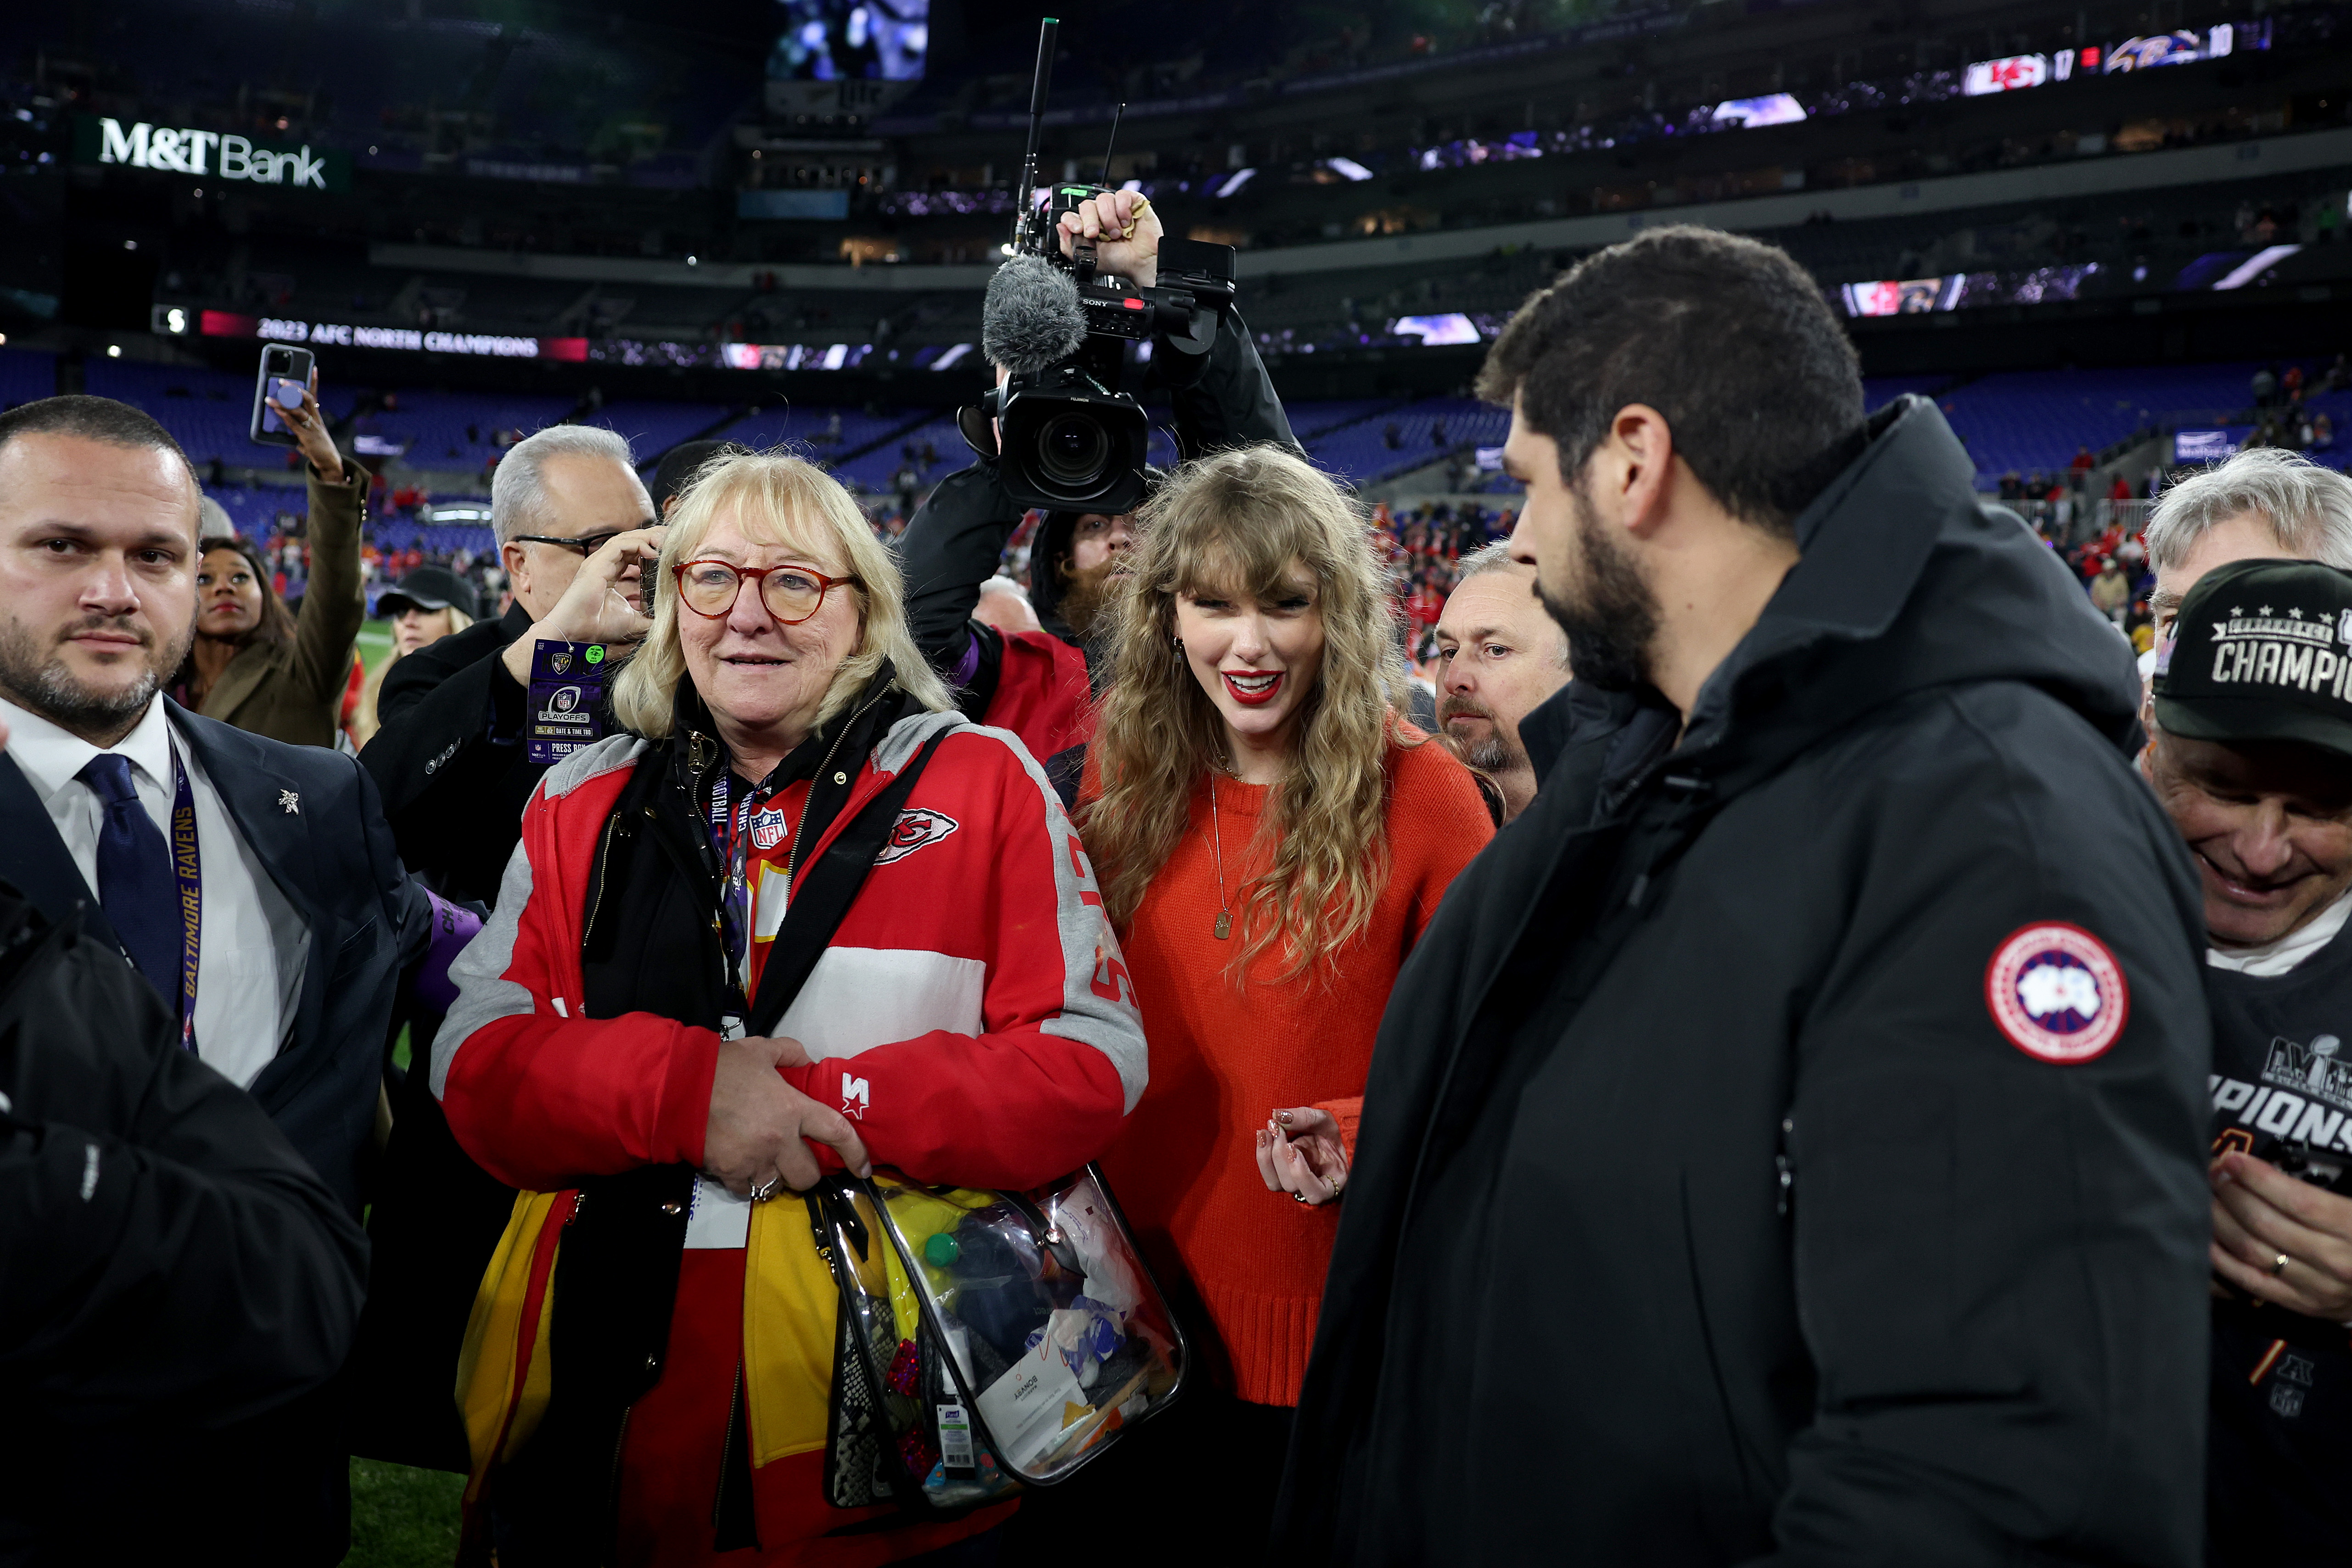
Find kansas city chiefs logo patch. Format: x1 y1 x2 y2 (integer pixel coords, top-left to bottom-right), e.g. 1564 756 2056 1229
1984 921 2128 1064
875 807 959 865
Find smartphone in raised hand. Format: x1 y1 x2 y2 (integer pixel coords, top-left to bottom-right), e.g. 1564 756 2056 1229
249 343 315 447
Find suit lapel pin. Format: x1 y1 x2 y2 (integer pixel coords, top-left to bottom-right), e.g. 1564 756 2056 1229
279 788 300 815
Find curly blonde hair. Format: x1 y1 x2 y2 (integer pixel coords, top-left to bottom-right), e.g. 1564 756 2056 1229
1082 444 1414 980
611 451 950 737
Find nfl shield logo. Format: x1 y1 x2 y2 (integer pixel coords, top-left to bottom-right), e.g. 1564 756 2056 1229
750 808 788 850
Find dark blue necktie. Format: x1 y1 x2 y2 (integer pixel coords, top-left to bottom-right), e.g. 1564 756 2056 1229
78 753 181 1010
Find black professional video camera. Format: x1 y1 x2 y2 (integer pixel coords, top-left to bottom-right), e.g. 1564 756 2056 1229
958 17 1238 515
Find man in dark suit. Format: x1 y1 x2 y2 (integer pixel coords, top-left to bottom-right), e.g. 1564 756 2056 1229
361 422 663 903
348 421 661 1470
0 394 471 1560
0 395 467 1214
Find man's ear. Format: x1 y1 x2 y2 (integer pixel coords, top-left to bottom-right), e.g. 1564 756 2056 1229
1598 404 1676 538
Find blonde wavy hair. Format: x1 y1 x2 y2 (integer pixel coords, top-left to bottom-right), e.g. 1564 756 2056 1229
611 451 951 738
1083 444 1414 980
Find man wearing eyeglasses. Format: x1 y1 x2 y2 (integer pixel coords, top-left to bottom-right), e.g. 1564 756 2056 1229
348 423 661 1469
361 424 661 907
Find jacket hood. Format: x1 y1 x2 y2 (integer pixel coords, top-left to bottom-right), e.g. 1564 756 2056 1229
1529 395 2141 801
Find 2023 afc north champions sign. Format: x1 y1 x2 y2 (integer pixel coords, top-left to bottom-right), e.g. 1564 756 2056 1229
74 115 352 194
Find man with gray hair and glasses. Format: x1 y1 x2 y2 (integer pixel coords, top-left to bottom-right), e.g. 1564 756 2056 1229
360 423 664 905
346 425 666 1469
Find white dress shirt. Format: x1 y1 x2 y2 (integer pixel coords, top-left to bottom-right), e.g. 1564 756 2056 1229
0 693 308 1088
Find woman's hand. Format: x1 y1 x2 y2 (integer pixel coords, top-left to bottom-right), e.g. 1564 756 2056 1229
2211 1150 2352 1319
268 367 344 484
1256 1107 1348 1206
703 1034 868 1197
1058 188 1161 290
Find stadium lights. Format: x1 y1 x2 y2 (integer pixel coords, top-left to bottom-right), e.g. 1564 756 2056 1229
106 345 122 358
686 254 699 266
1323 157 1374 182
1215 168 1256 198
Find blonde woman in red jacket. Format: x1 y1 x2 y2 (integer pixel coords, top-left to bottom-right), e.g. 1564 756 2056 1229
434 451 1145 1567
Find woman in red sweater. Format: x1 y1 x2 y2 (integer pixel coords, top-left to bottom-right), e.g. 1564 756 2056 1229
1051 444 1491 1547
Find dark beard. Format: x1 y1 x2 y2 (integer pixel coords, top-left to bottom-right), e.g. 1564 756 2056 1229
1056 556 1119 639
1534 481 1658 694
0 612 191 743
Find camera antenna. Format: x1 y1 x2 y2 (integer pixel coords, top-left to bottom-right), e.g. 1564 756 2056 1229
1011 17 1058 255
1099 101 1125 185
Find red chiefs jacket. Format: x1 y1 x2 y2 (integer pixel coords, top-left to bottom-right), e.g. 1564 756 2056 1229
431 704 1146 1566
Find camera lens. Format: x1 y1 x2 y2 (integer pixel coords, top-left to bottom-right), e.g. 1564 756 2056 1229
1034 411 1109 490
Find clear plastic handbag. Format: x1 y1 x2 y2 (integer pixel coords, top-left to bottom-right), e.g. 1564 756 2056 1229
865 1165 1188 1486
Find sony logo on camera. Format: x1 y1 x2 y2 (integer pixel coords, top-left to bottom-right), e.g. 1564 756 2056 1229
77 115 348 193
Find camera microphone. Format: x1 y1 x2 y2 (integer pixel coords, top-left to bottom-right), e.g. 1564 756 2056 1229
981 254 1088 377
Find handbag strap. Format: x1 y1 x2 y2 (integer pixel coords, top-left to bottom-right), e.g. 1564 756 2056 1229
744 727 952 1038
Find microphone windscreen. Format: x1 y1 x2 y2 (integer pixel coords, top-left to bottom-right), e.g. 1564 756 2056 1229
982 254 1087 376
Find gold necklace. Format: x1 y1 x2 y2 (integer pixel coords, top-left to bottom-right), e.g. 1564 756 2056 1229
1208 774 1232 940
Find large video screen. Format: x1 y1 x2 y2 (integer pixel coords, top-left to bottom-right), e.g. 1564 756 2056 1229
1964 54 2048 95
769 0 928 83
1710 93 1807 128
2104 25 2245 72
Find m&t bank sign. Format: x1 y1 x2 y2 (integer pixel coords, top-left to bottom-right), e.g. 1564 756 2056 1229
75 116 351 193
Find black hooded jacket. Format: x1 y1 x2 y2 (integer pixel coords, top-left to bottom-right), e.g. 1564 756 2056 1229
1272 397 2213 1567
0 883 368 1565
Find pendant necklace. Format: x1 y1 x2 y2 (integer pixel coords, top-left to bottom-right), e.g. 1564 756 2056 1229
1208 772 1232 941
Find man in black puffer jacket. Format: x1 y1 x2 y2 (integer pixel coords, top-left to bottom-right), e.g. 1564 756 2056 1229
1273 227 2212 1566
0 871 366 1565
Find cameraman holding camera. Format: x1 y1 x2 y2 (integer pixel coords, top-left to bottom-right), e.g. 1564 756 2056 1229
900 189 1300 762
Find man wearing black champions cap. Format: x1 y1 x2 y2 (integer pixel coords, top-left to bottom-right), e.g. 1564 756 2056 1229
2146 555 2352 1566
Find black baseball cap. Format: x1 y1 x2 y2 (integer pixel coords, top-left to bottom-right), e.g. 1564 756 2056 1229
378 564 481 622
2153 556 2352 761
652 440 735 516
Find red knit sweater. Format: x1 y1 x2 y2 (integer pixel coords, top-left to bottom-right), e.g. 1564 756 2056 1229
1094 735 1492 1406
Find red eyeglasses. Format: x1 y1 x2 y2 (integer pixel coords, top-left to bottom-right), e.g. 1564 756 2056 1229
672 559 862 624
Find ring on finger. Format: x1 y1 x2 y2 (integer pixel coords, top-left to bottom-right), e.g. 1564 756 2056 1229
2273 1251 2292 1276
749 1176 782 1204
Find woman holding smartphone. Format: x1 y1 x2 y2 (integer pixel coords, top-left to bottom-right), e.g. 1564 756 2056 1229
174 367 367 748
1026 444 1491 1550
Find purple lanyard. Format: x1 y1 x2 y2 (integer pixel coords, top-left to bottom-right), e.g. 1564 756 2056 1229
707 768 748 971
167 749 201 1049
